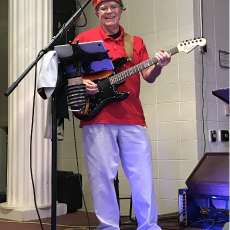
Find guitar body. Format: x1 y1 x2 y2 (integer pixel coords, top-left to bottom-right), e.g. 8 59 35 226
74 77 129 120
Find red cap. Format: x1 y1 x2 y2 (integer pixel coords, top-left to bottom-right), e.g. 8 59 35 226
92 0 124 10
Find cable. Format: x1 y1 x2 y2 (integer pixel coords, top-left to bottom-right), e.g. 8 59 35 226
28 1 89 229
72 116 92 230
199 0 207 153
29 51 45 230
201 49 206 153
57 0 88 44
75 0 88 28
199 0 203 36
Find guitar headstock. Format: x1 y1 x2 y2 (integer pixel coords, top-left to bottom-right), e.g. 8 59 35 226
177 38 207 53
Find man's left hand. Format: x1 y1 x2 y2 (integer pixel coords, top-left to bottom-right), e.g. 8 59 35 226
155 50 171 67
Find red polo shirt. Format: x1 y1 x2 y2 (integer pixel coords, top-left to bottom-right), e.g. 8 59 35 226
72 26 149 126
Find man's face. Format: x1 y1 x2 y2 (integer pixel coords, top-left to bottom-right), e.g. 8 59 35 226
96 1 122 31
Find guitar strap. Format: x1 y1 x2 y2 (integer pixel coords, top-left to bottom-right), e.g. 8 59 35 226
124 32 133 61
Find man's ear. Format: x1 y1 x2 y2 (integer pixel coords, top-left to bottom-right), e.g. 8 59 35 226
95 9 99 17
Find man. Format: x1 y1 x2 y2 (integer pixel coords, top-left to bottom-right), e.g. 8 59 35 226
72 0 171 229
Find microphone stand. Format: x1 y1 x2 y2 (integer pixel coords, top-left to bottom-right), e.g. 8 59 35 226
4 1 92 230
5 0 92 97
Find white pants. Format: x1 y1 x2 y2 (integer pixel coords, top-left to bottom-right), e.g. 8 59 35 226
83 124 161 230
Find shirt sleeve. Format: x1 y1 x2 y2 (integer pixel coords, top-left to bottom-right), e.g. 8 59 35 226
72 35 80 44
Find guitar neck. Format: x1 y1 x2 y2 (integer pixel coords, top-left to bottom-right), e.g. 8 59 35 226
109 46 179 85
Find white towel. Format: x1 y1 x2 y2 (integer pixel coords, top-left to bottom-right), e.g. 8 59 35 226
38 50 59 139
37 50 58 99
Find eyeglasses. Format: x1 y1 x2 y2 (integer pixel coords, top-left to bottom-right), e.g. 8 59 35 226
97 4 120 13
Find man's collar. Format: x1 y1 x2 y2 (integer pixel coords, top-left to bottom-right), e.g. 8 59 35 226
99 25 124 40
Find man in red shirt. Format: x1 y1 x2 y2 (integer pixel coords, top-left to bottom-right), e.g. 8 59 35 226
73 1 171 229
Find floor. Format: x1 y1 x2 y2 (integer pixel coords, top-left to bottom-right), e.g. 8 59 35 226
0 211 209 230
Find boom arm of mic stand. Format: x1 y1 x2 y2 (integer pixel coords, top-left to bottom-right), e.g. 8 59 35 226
4 0 92 97
4 51 45 96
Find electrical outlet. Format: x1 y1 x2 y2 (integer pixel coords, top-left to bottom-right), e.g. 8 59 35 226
208 130 217 142
218 130 229 142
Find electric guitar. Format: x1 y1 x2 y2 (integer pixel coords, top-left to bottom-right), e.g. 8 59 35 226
74 38 207 120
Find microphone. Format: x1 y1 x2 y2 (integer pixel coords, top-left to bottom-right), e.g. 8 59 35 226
67 77 86 112
64 64 86 112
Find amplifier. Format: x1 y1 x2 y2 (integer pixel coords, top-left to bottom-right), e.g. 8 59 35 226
178 188 188 227
178 188 229 229
57 171 82 213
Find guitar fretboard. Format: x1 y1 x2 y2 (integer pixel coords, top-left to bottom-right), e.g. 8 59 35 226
109 46 179 85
